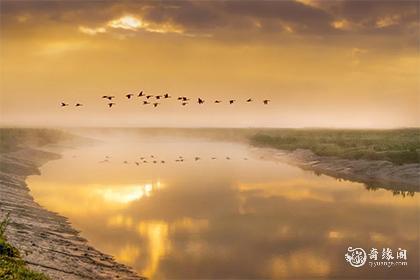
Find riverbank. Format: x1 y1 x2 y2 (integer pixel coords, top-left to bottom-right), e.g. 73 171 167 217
254 147 419 194
0 129 143 280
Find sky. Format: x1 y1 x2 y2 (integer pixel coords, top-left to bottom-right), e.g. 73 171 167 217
0 0 419 128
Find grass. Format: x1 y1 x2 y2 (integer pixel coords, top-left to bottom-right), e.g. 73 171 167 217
249 128 420 165
0 214 49 280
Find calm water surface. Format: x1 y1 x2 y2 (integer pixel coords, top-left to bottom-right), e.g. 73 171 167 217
27 134 419 279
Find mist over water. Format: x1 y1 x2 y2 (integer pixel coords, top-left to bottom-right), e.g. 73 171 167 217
27 131 419 279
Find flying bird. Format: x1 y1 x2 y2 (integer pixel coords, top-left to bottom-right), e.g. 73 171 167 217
263 99 270 104
229 100 236 104
198 98 205 104
164 93 171 98
138 91 144 97
61 102 69 107
126 93 134 99
108 103 116 108
75 103 83 107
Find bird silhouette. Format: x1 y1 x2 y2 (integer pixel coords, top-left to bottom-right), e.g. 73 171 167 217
123 161 129 164
214 100 222 103
126 93 134 99
198 98 205 104
263 99 270 104
155 95 162 99
138 91 144 97
150 155 155 158
135 161 140 166
161 160 165 163
153 103 159 107
108 103 116 108
211 157 217 160
164 93 171 98
246 98 252 102
103 96 115 100
182 97 190 101
61 102 69 107
75 103 83 107
195 157 200 161
153 160 157 164
226 157 231 160
181 102 188 106
229 100 236 104
143 101 150 105
146 95 153 99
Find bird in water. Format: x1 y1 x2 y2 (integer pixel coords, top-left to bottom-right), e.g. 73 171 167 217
198 98 205 104
153 103 159 107
150 155 155 158
244 158 248 160
211 157 217 160
143 160 148 163
263 99 270 104
177 96 185 100
135 161 140 166
123 161 129 164
138 91 144 97
195 157 200 161
126 93 134 99
229 100 236 104
181 102 188 106
99 159 109 163
102 96 115 100
108 103 116 108
164 93 171 98
214 100 222 103
246 98 252 102
153 160 157 164
161 160 165 164
226 157 231 160
143 101 150 105
61 102 69 107
182 97 190 101
75 103 83 107
146 95 153 99
155 95 162 99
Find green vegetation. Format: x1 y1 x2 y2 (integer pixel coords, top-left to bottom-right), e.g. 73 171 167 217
250 128 420 165
0 128 73 153
0 214 49 280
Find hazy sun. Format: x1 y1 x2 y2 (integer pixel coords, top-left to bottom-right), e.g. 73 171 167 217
108 15 143 31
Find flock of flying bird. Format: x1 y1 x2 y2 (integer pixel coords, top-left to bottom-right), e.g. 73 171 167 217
60 90 271 108
97 154 261 165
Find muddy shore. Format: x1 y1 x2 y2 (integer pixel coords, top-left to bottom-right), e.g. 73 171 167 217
0 146 144 280
254 147 420 193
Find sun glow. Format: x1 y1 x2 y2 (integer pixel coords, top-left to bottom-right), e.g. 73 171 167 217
108 15 143 31
97 182 161 204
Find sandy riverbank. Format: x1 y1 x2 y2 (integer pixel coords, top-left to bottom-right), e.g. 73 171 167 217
254 147 419 194
0 145 144 279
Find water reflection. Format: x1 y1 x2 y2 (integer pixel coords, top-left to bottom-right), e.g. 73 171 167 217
27 136 419 279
